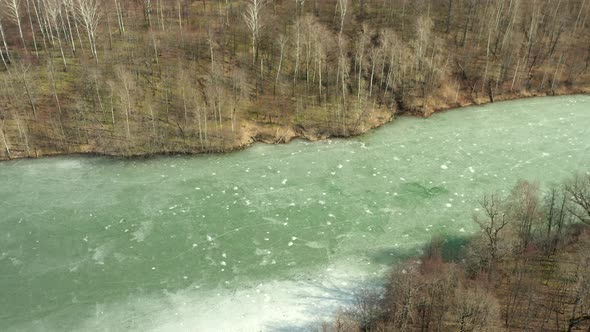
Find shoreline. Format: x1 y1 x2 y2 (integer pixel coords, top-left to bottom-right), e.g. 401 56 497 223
1 89 588 162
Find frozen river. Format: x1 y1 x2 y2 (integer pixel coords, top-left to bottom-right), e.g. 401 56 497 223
1 96 589 331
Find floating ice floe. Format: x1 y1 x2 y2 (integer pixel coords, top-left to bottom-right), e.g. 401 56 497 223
440 165 448 170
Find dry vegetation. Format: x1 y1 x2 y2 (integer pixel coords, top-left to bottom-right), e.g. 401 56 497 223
0 0 589 159
322 173 590 332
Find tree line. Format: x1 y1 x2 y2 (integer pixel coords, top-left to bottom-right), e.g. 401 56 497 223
324 173 590 331
0 0 589 159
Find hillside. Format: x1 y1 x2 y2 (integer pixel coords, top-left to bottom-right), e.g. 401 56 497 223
0 0 589 159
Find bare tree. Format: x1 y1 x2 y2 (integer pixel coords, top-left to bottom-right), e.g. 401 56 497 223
14 62 37 119
385 267 421 330
1 0 26 50
346 287 383 331
0 117 10 158
542 185 569 254
336 0 347 35
24 0 38 55
565 173 590 225
45 0 68 70
508 180 542 249
243 0 264 65
567 243 590 331
274 34 287 96
76 0 100 62
62 0 78 53
454 286 500 332
142 0 151 27
473 193 512 272
0 15 11 68
231 67 248 133
114 0 124 34
115 67 134 141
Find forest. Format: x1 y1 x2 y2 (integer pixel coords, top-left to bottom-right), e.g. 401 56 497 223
323 173 590 331
0 0 589 159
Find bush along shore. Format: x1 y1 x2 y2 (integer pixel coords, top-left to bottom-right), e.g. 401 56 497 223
0 1 590 160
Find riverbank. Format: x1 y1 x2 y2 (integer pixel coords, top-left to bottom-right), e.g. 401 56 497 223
1 88 588 161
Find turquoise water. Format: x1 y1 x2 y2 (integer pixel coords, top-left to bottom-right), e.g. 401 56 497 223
0 96 589 331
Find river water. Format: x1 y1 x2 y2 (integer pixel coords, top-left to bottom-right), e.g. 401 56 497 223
1 96 589 331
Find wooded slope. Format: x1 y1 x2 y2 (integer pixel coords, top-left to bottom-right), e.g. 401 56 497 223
0 0 589 159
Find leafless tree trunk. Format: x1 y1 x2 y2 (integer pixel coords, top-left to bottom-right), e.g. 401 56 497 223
45 0 69 71
0 16 11 70
116 68 134 141
14 63 37 120
76 0 100 62
24 0 38 56
30 0 48 50
445 0 453 33
14 115 30 155
114 0 124 34
508 180 541 249
176 0 182 39
107 81 115 127
143 0 151 27
46 58 66 141
2 0 27 51
0 119 10 158
454 286 500 332
62 0 77 53
565 173 590 225
292 18 300 96
272 34 286 97
243 0 264 66
337 0 347 35
474 193 512 273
